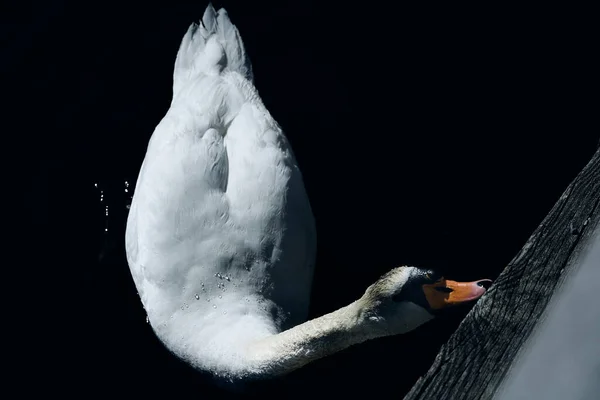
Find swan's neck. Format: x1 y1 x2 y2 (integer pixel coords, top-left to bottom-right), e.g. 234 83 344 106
246 300 372 377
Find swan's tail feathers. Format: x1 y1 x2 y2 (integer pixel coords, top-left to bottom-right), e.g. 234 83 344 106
173 4 253 96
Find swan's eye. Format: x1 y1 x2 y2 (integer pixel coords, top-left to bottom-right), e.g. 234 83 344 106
424 271 441 282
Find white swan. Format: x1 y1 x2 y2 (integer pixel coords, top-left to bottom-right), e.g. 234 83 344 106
125 4 491 387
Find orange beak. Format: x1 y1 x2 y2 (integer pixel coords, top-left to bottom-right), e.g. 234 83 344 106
422 278 492 310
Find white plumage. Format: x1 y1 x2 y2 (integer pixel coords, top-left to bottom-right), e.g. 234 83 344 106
125 3 490 388
126 3 316 380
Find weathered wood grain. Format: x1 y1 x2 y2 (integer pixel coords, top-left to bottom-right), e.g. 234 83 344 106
404 147 600 400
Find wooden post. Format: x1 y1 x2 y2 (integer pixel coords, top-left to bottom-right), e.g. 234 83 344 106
404 147 600 400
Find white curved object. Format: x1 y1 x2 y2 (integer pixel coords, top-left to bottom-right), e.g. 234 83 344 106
125 4 490 387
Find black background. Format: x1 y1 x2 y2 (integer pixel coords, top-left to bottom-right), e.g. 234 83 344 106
12 0 597 398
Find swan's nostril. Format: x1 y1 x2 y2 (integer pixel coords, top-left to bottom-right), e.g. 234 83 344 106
476 279 493 290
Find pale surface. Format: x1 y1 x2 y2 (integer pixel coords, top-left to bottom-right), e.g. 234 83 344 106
496 227 600 400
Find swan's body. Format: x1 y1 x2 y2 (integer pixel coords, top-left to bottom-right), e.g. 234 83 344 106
126 4 490 387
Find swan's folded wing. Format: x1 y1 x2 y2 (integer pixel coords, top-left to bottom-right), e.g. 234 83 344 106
126 117 231 289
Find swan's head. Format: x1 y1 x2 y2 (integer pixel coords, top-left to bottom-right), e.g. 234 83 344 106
359 266 492 336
